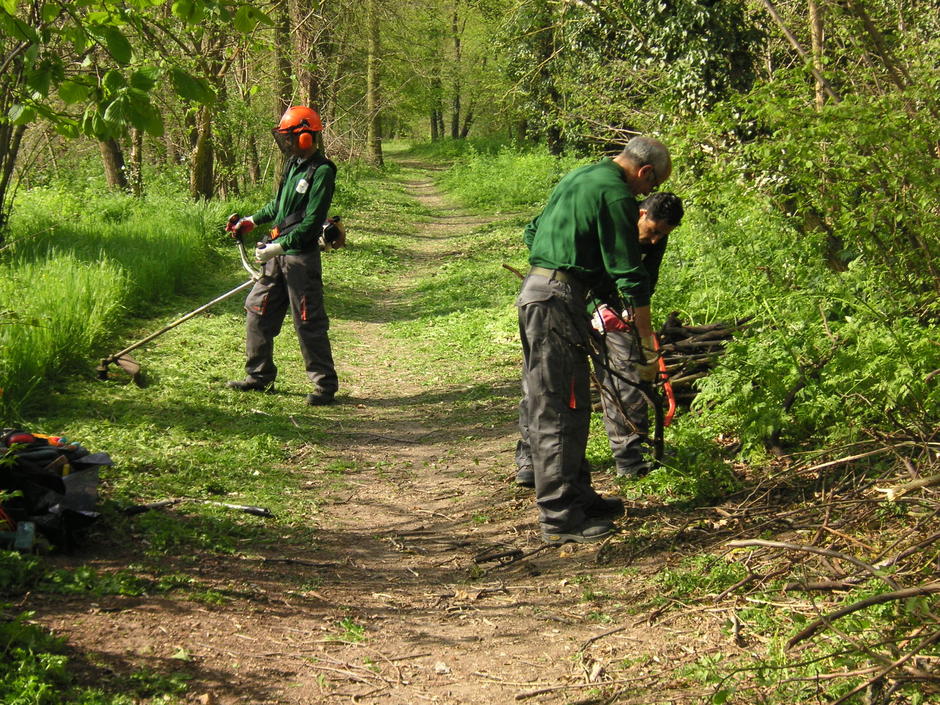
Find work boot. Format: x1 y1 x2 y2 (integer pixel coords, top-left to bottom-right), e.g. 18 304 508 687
540 517 616 545
515 466 535 488
226 379 275 393
306 390 335 406
585 495 625 519
615 461 652 479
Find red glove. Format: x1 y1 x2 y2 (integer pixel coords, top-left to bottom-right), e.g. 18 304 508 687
225 213 255 239
597 305 629 332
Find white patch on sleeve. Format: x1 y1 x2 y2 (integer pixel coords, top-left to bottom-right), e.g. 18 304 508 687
296 178 309 194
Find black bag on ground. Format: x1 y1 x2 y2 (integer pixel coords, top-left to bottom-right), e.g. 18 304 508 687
1 429 111 551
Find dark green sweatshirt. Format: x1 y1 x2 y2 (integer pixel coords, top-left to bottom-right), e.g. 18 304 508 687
251 154 336 253
524 158 650 306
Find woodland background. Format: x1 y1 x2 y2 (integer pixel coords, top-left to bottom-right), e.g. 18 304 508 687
0 1 939 703
2 0 937 452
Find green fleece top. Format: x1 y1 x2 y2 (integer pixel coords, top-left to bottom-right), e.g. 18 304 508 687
251 154 336 253
524 158 649 307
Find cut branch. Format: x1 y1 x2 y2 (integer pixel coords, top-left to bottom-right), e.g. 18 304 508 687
788 582 940 648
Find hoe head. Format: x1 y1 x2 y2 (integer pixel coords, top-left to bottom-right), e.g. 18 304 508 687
96 354 144 387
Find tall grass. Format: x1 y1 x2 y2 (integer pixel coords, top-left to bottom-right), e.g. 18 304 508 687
428 138 940 454
0 189 219 419
438 145 586 210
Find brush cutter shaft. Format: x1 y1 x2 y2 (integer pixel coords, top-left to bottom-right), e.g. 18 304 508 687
105 278 254 363
237 237 262 280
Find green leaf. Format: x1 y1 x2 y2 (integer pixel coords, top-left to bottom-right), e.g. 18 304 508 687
40 3 60 23
25 62 53 97
233 5 254 33
130 67 158 92
139 108 164 137
58 79 90 104
102 96 127 125
233 5 271 32
103 69 125 94
0 9 38 42
0 0 16 16
53 119 80 138
101 25 132 65
170 68 214 104
124 91 164 136
8 103 35 125
171 0 203 24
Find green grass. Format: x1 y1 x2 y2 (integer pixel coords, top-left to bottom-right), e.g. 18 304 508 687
2 141 936 705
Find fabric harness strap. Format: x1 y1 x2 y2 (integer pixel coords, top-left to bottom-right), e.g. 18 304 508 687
266 155 337 247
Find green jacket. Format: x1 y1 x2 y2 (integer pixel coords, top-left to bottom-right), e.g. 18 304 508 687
251 154 336 254
525 158 649 307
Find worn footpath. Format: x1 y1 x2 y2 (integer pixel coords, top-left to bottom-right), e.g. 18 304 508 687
27 160 723 705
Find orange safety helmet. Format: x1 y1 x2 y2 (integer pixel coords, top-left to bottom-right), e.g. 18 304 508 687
272 106 322 152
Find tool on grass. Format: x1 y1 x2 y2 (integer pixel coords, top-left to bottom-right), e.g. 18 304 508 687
96 231 262 385
123 498 274 518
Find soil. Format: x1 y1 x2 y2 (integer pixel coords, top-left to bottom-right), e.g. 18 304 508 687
26 160 726 705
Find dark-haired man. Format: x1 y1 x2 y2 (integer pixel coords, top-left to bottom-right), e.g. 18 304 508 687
590 191 684 478
516 135 672 544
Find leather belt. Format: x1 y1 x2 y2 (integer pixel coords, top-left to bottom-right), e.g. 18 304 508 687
529 266 579 284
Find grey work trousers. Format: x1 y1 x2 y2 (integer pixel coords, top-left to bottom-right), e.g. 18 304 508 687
517 272 599 530
243 248 338 395
517 327 651 477
590 328 651 473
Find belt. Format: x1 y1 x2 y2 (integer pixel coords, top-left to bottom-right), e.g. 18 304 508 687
529 266 580 284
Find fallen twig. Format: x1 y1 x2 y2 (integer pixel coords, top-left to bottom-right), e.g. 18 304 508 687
788 582 940 648
795 441 924 475
514 674 654 700
482 544 552 570
578 624 631 652
876 472 940 501
827 629 940 705
726 539 900 590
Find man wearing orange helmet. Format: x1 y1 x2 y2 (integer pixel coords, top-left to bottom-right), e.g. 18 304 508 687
225 106 339 405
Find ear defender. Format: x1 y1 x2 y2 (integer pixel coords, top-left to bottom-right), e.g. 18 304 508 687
297 131 313 150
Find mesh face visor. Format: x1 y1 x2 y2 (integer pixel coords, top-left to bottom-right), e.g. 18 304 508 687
271 129 295 155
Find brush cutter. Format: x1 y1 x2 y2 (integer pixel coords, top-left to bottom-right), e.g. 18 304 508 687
96 234 262 385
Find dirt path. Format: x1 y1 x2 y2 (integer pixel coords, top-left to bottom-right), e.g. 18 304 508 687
30 162 718 705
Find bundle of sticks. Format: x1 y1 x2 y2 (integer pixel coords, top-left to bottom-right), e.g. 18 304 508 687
658 312 751 407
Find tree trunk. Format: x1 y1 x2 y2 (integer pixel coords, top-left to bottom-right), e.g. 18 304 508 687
214 80 238 199
0 123 26 237
808 0 826 111
129 128 143 197
275 1 294 118
247 134 261 186
758 0 841 103
189 106 214 200
844 0 910 91
431 54 443 141
366 0 384 166
290 0 324 109
459 106 474 139
450 1 462 139
99 138 130 191
533 0 563 154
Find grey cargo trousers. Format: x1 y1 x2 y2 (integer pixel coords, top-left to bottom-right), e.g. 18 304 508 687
517 271 601 530
590 329 650 473
243 248 338 395
516 327 650 478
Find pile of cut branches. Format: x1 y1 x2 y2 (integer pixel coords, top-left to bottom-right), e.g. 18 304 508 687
716 440 940 701
657 312 750 407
